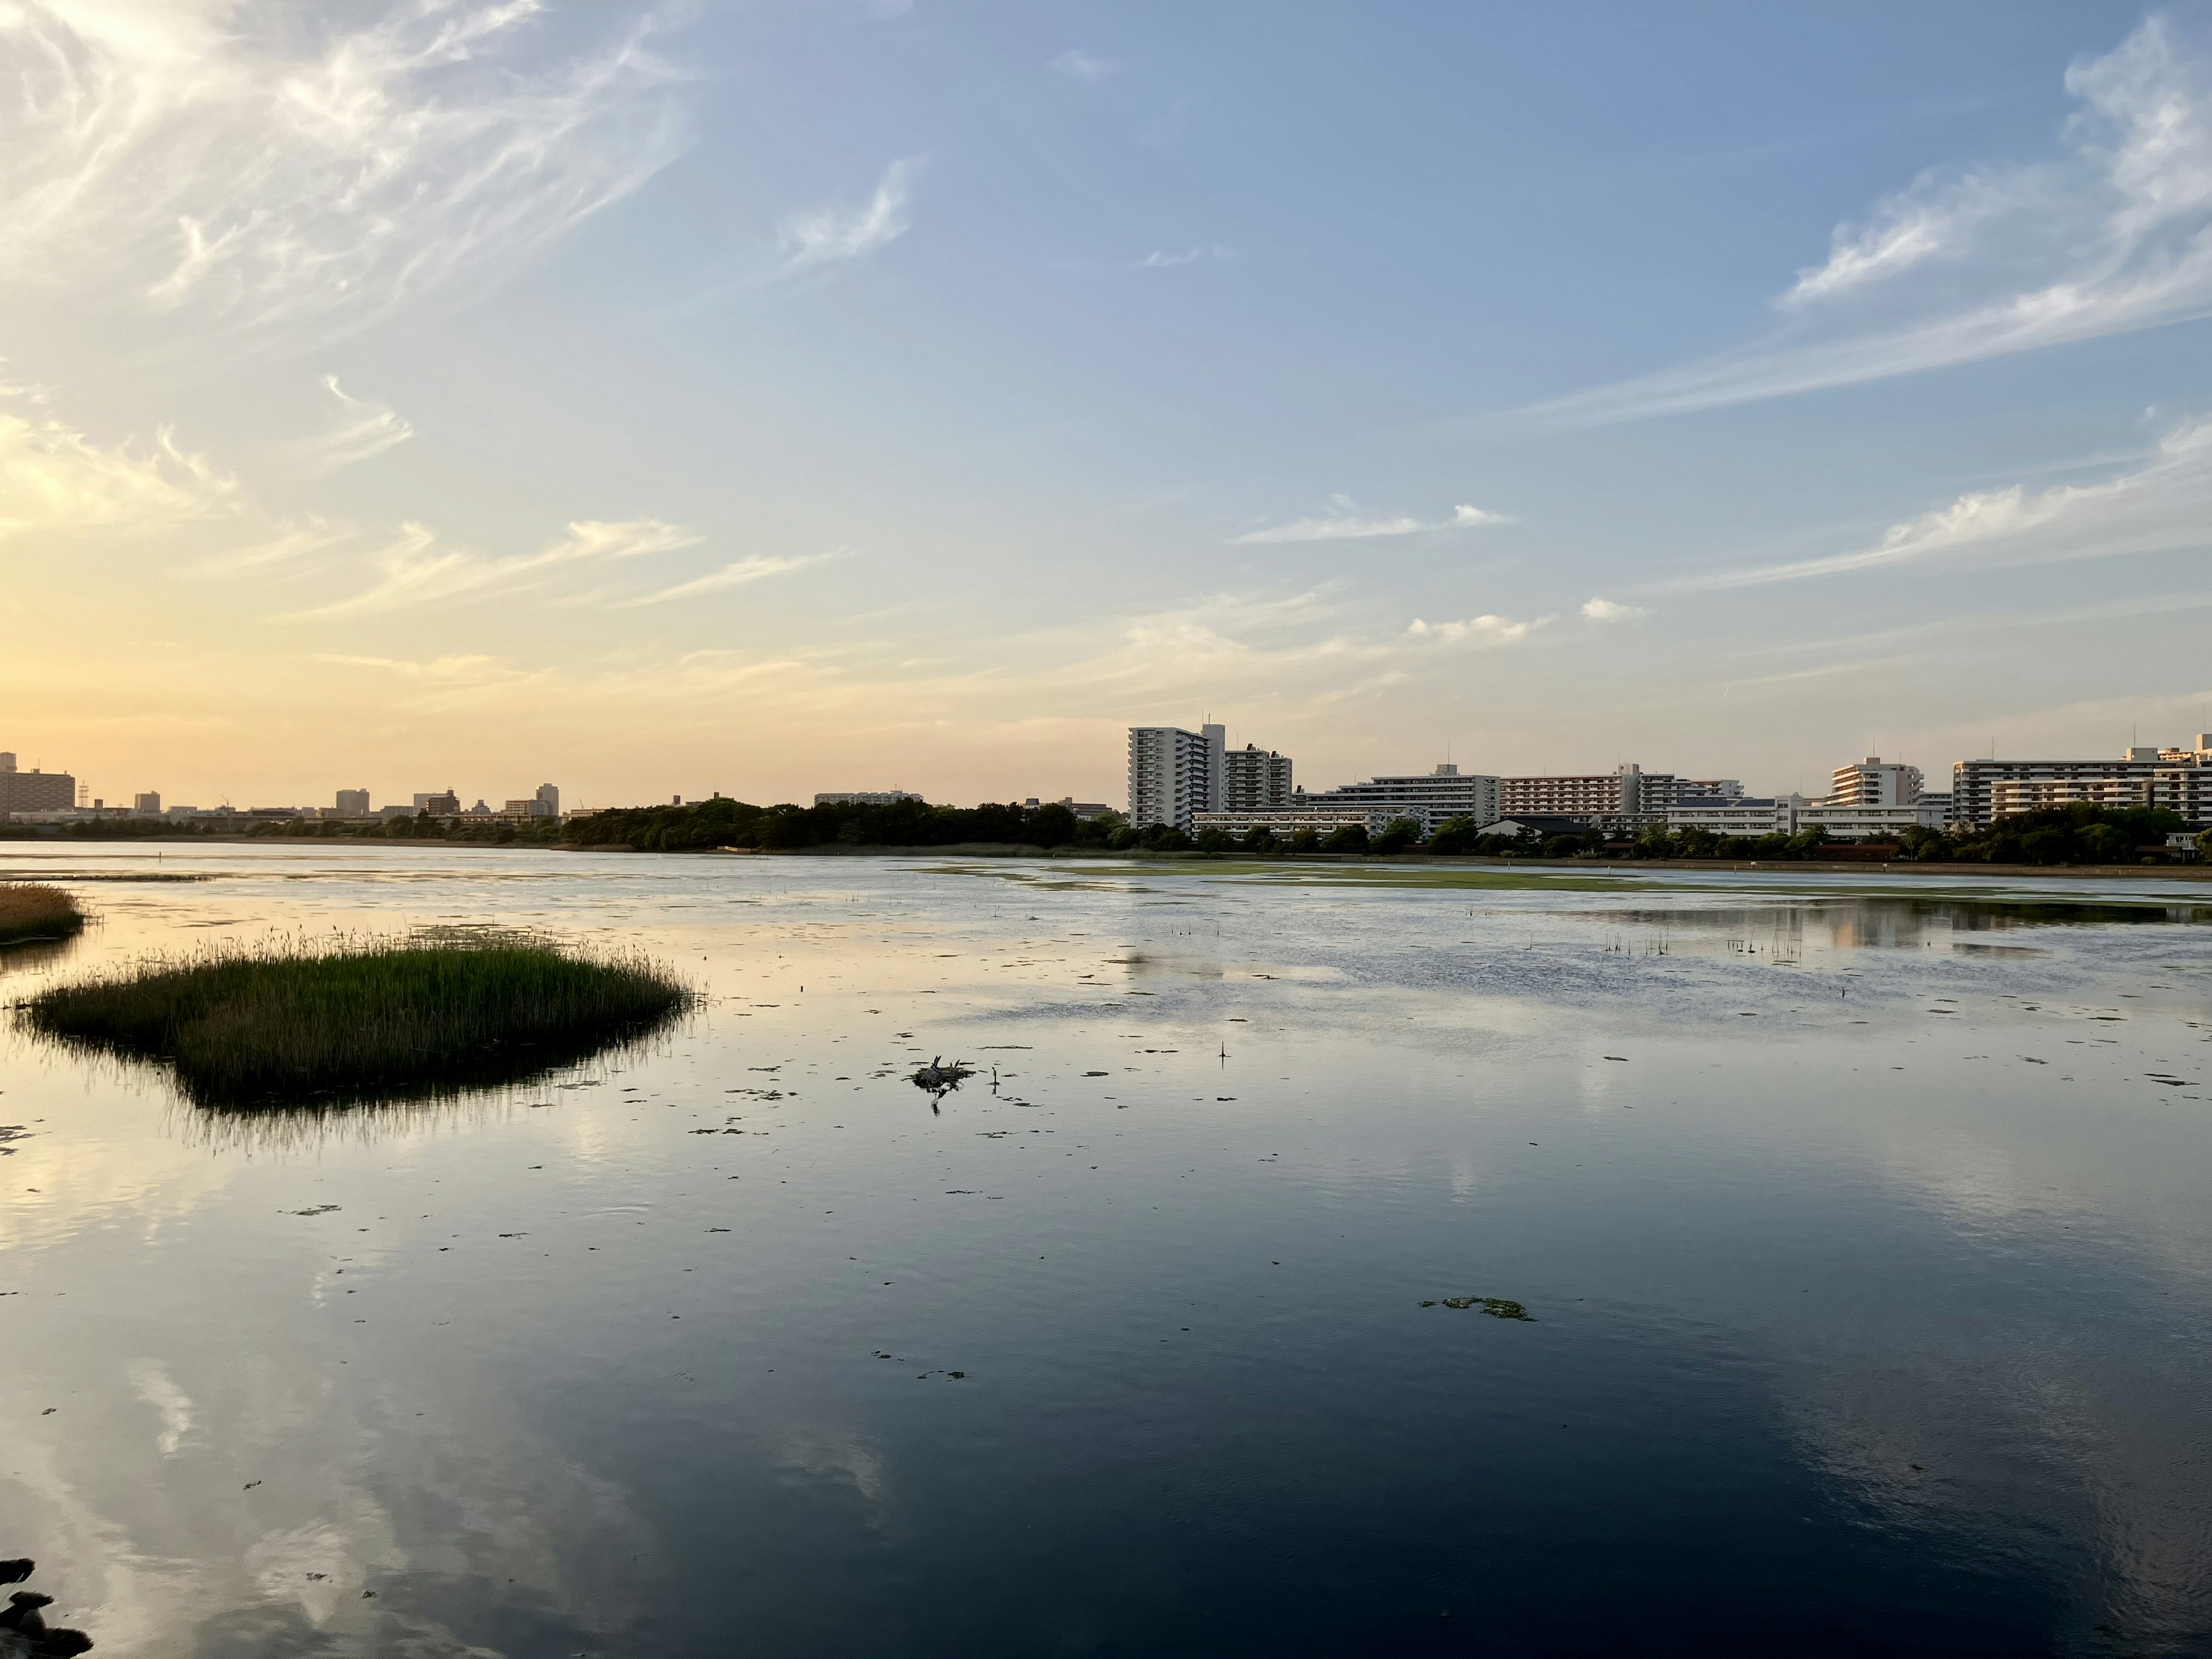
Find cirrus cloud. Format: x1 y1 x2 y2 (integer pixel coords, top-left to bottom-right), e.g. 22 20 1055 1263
1230 494 1513 544
1527 17 2212 426
0 0 695 346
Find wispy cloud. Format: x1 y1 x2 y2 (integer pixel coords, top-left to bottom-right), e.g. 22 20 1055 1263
287 377 413 475
187 518 354 579
1230 494 1513 544
0 1 695 346
293 518 700 618
0 399 236 539
775 160 919 278
1405 612 1549 646
1051 50 1121 82
616 551 836 607
1580 596 1646 620
1681 415 2212 589
1135 245 1230 269
1528 17 2212 425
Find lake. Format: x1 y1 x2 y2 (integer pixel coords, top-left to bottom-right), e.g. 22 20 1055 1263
1 845 2208 1657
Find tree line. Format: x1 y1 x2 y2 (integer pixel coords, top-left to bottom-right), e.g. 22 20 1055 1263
11 797 2202 867
558 795 2201 866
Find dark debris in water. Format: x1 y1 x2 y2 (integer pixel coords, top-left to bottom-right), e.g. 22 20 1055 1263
1433 1296 1533 1320
0 1558 94 1656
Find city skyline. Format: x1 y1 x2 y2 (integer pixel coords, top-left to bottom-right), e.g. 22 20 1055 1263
6 3 2212 805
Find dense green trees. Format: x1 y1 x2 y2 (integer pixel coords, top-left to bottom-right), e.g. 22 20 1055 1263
562 796 1130 853
1372 817 1423 854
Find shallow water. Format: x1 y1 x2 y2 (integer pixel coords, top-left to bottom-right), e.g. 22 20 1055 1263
2 845 2209 1657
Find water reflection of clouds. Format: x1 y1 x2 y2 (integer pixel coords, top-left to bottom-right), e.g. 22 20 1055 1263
6 846 2211 1649
777 1427 895 1528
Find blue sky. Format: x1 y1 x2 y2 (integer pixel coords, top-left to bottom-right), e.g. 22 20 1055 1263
5 0 2209 808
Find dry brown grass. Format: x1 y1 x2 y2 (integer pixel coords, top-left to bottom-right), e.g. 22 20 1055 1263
0 882 85 946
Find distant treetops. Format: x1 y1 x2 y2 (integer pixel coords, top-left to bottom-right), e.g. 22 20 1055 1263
558 796 2199 867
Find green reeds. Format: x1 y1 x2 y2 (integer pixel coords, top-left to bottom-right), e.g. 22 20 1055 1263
24 934 691 1108
0 883 86 946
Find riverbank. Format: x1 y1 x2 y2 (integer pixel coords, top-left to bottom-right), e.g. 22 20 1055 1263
4 835 2206 880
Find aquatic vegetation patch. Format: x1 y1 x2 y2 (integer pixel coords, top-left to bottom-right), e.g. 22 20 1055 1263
1424 1296 1534 1320
0 884 85 948
22 935 691 1109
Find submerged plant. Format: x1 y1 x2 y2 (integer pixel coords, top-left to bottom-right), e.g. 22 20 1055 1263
0 884 85 948
22 933 692 1109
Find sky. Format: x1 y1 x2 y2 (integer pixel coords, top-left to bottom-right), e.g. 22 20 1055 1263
6 0 2212 811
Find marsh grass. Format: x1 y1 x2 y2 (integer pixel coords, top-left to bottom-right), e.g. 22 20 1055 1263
0 883 86 946
24 933 692 1109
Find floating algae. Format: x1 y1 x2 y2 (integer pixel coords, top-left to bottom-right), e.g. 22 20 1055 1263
1434 1296 1533 1320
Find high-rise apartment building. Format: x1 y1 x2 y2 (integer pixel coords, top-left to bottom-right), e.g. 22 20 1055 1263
335 789 372 817
133 791 162 815
1127 723 1226 830
414 789 461 816
1829 757 1923 806
1222 744 1294 809
533 783 560 818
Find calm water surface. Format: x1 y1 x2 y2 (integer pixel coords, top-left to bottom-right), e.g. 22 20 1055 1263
2 846 2209 1657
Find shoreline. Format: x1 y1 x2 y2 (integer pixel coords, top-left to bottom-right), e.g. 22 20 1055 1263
2 835 2205 881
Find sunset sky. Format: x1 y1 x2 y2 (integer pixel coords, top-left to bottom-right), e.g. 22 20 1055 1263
6 1 2211 810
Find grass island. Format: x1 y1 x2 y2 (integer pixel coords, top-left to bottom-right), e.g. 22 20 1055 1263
24 935 691 1108
0 884 86 948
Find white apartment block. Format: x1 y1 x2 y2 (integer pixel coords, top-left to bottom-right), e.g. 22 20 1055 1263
1128 724 1226 830
1987 767 2212 823
1192 805 1392 838
1665 796 1806 836
1307 763 1503 835
1830 757 1923 806
1800 800 1948 836
1951 738 2212 827
813 790 923 806
1501 764 1734 817
1668 790 1944 839
1223 744 1295 809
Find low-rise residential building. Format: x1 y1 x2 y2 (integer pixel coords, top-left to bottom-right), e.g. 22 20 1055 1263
1021 796 1117 820
1798 800 1946 836
1192 804 1395 839
814 790 923 806
1984 763 2212 824
1952 738 2212 827
1665 796 1807 836
1476 815 1605 842
1304 764 1503 835
1500 764 1733 817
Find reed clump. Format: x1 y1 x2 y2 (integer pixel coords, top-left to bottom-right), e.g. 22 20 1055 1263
0 884 85 947
24 935 691 1108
